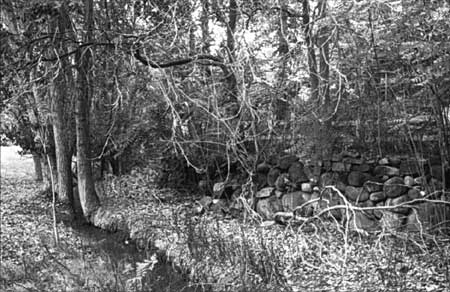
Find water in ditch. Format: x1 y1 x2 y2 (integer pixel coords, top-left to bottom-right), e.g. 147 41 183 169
67 223 210 292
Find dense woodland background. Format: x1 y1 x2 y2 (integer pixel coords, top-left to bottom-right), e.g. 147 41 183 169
1 0 450 221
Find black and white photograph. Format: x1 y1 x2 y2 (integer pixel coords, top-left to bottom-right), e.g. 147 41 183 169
1 0 449 291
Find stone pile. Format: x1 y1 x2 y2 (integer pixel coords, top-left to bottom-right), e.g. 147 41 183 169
250 151 449 230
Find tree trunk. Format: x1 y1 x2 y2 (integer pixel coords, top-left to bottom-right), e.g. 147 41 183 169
76 0 100 220
48 5 82 218
201 0 210 54
42 150 58 192
302 0 319 102
274 0 290 121
31 151 43 181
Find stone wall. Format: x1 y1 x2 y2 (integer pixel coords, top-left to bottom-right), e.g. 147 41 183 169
251 151 449 231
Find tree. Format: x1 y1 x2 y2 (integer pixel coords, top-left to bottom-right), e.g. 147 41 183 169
48 3 79 214
76 0 100 219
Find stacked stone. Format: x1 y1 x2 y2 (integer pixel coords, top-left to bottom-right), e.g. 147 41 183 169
253 151 449 230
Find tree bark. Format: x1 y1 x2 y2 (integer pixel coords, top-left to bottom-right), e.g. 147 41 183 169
31 150 43 181
49 5 76 209
274 0 290 121
302 0 319 102
76 0 100 220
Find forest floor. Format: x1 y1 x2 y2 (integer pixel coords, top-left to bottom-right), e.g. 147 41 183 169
1 146 450 291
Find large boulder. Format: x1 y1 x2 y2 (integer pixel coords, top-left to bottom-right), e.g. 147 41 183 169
350 211 379 231
278 155 299 170
256 162 271 174
331 162 346 172
363 180 383 193
404 176 415 187
373 166 400 177
319 172 339 188
300 182 313 193
253 172 268 189
345 186 369 202
267 168 281 187
347 171 371 187
352 163 370 172
384 176 409 198
386 195 411 214
407 187 422 200
275 173 290 192
316 188 343 220
288 162 309 184
369 191 386 203
256 187 275 198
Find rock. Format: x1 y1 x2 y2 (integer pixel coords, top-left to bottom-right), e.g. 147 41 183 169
260 220 276 227
336 181 347 193
256 162 271 174
381 175 390 182
331 162 346 172
345 186 369 202
378 157 389 165
253 172 267 189
373 202 384 219
256 187 274 198
384 176 409 198
288 162 309 184
343 157 365 165
210 199 228 213
357 199 375 217
351 211 379 231
312 163 322 176
369 191 386 202
331 152 343 161
407 187 421 200
363 181 383 193
278 155 299 170
274 212 294 225
319 172 339 188
301 182 312 193
213 182 225 197
404 176 414 187
317 188 342 220
347 171 371 187
267 168 280 187
198 196 213 208
274 190 283 198
374 166 400 177
281 191 309 212
342 150 360 158
352 163 370 172
303 165 316 182
399 159 427 176
256 196 282 219
275 173 290 191
414 176 427 185
389 156 402 167
386 195 411 214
